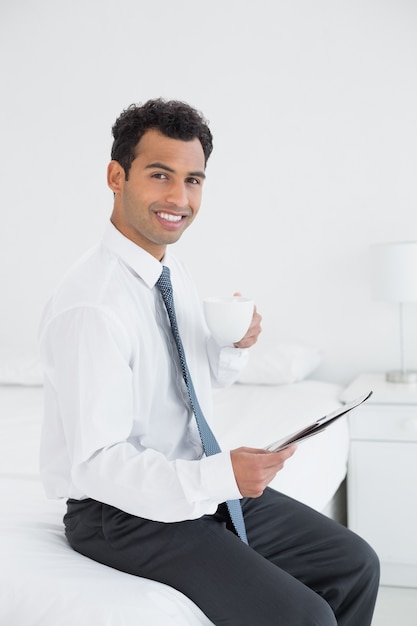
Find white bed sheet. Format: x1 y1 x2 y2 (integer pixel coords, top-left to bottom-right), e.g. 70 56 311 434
0 381 346 626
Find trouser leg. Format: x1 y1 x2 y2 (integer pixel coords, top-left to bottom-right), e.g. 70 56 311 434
242 488 380 626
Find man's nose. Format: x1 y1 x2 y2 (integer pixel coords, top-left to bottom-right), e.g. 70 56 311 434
165 181 188 207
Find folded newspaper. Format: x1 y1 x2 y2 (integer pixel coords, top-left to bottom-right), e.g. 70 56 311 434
265 390 373 452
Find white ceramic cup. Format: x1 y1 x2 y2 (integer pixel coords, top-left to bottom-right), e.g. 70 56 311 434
203 296 254 345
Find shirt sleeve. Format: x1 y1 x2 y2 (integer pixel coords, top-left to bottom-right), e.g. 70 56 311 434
40 305 242 522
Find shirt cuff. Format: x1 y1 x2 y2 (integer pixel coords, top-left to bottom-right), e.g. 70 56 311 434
200 450 242 502
207 337 249 387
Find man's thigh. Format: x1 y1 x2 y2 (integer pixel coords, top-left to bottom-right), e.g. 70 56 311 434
64 497 336 626
244 487 356 580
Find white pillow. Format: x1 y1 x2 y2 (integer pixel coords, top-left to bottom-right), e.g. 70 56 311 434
238 341 322 385
0 349 43 386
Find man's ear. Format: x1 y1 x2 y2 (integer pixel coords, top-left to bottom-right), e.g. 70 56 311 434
107 160 125 193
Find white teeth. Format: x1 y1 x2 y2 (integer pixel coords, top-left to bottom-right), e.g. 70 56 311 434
158 212 182 222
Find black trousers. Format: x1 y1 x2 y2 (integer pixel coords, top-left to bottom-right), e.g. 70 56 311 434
64 488 379 626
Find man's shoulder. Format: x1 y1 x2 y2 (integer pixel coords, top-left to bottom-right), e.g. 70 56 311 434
47 243 120 311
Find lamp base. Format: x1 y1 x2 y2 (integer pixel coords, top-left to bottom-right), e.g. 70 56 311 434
386 370 417 384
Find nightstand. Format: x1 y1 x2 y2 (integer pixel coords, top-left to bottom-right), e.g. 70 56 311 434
341 374 417 588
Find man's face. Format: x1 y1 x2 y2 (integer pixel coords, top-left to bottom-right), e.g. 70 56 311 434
108 128 206 259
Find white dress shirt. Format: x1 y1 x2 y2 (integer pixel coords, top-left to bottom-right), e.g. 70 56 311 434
39 223 249 522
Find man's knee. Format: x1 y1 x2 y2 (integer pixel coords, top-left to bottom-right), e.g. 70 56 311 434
306 591 338 626
348 530 380 585
292 592 336 626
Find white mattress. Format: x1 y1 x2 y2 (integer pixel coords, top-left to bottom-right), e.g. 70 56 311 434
0 381 347 626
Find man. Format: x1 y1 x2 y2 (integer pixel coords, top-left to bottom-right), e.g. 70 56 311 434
39 98 379 625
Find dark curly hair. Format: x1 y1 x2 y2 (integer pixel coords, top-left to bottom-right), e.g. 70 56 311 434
111 98 213 179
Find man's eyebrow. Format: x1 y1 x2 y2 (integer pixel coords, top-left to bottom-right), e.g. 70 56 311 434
145 162 206 179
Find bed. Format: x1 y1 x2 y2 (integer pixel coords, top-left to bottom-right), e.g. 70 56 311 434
0 344 348 625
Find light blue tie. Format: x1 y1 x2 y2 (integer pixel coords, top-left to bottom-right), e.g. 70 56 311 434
156 266 248 544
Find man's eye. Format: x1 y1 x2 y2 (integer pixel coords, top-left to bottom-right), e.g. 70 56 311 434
187 177 200 185
152 173 168 180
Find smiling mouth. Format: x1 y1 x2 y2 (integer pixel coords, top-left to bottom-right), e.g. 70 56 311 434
157 211 184 223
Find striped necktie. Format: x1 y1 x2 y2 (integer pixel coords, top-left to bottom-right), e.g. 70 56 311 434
156 266 248 544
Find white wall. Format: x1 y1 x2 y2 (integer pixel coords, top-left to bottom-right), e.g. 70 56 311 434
1 0 417 385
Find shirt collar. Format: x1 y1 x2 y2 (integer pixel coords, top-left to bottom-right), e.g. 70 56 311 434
102 221 168 288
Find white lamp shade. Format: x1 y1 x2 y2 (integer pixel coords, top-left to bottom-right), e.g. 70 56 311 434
372 241 417 303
